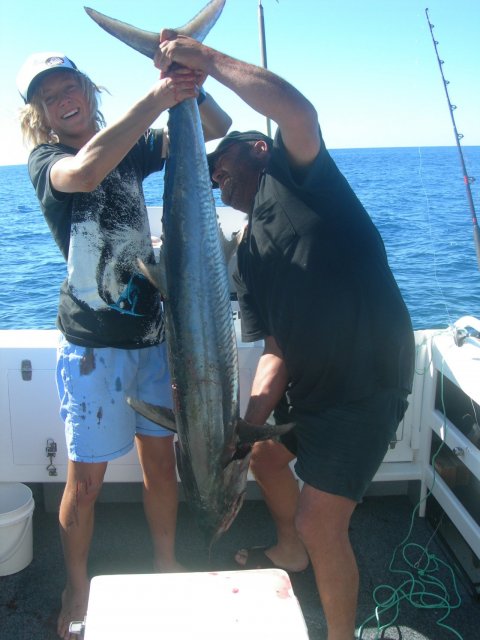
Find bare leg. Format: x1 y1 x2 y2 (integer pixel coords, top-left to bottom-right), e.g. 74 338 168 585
236 439 309 572
57 460 107 640
136 434 183 572
296 484 358 640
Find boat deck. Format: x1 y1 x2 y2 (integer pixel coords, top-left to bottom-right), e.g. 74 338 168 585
1 485 479 639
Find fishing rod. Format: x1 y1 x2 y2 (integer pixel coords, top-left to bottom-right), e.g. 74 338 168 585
425 8 480 271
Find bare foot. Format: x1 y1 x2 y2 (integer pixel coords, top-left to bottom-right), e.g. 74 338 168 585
235 543 309 573
57 584 90 640
153 558 186 573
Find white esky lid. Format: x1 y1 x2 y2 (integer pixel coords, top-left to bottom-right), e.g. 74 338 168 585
16 52 77 103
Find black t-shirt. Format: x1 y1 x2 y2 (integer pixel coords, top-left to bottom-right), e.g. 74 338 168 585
234 131 415 411
29 129 165 348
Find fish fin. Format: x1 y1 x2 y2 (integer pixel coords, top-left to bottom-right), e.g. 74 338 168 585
137 258 166 298
85 0 226 60
175 0 226 42
237 418 295 445
127 397 177 433
157 246 167 297
84 7 159 59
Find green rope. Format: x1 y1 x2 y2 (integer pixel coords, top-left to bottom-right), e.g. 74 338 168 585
357 352 464 640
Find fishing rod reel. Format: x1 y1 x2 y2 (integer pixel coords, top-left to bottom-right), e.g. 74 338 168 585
453 316 480 347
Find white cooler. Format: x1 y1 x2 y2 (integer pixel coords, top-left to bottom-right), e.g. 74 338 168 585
81 568 309 639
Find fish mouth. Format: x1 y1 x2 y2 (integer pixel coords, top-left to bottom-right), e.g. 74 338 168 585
210 491 246 547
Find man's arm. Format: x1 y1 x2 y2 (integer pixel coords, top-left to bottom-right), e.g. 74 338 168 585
244 336 289 425
156 31 320 168
199 91 232 142
50 70 198 194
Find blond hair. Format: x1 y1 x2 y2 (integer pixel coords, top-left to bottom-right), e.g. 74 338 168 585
18 69 106 149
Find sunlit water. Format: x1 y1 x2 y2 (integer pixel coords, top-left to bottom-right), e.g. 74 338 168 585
1 146 479 330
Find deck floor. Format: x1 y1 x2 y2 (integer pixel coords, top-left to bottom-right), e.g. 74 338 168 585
1 487 479 639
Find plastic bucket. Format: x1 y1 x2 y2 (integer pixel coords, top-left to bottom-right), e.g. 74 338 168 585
0 483 35 576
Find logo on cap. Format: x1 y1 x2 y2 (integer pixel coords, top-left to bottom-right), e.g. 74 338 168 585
45 56 66 67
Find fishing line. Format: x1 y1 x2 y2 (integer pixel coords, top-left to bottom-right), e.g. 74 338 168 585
425 8 480 271
415 147 454 328
356 355 463 640
357 10 475 639
414 6 480 331
413 329 451 377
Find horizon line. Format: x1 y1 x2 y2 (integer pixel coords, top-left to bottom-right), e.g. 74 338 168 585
2 144 480 169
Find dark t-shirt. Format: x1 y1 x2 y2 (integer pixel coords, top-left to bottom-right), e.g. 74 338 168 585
29 129 165 348
234 131 415 411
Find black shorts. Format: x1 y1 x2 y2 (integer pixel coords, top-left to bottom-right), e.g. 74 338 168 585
275 389 409 503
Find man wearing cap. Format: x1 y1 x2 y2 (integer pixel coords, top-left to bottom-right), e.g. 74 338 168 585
155 32 415 640
17 51 231 639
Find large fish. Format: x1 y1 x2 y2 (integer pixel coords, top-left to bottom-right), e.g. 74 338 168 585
85 0 292 544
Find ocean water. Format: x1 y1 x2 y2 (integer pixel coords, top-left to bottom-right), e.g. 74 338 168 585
1 146 479 331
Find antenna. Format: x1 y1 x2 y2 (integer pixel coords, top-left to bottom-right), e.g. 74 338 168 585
258 0 272 137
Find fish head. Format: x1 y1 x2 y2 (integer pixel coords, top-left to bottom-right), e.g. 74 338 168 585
175 418 295 543
209 451 252 544
176 442 251 545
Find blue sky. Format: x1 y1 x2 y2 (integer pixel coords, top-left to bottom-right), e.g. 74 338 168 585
1 0 479 166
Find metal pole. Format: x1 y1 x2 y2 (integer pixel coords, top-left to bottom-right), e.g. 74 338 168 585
425 8 480 270
258 1 272 137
